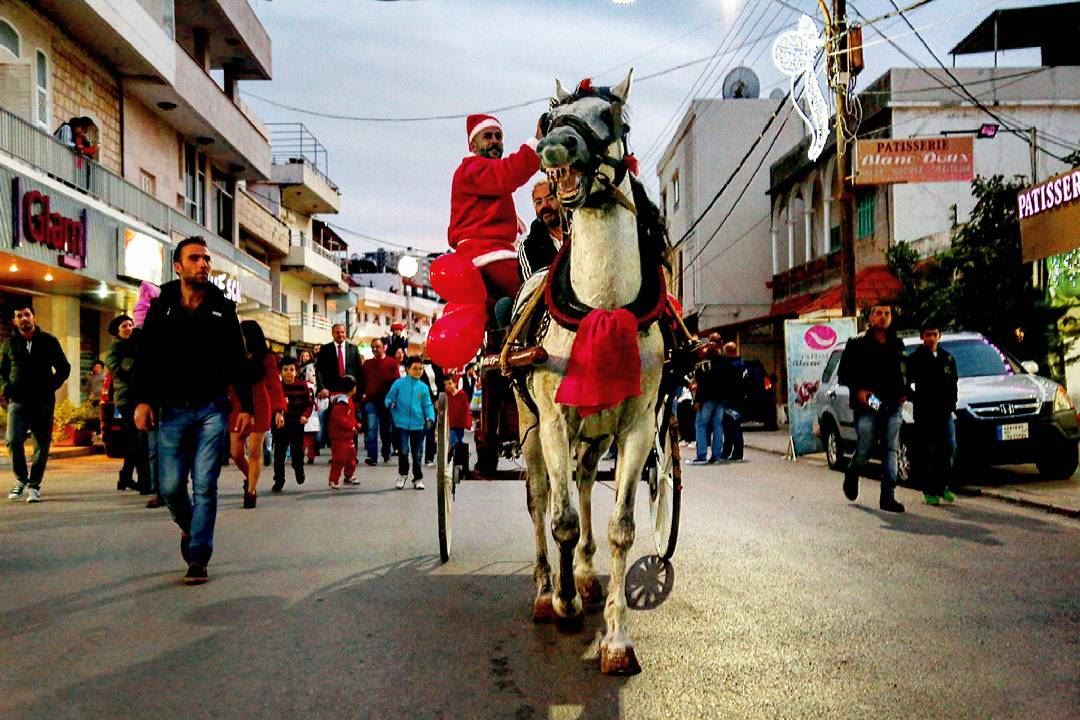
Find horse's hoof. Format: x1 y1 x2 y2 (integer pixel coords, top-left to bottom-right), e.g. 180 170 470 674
599 641 642 676
575 574 605 608
532 593 555 623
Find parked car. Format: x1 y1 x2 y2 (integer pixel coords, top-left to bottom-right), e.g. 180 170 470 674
814 331 1080 482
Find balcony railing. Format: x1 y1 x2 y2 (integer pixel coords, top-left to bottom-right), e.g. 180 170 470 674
0 105 268 279
267 123 337 190
289 231 338 265
288 311 332 331
770 251 842 300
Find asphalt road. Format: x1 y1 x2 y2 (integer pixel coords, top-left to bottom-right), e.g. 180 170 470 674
1 449 1077 720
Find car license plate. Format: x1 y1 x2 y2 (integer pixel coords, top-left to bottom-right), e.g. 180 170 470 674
998 423 1029 441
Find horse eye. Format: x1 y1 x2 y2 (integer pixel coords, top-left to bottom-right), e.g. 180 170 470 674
600 109 613 125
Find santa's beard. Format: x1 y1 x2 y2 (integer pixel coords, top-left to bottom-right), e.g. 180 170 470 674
477 145 503 159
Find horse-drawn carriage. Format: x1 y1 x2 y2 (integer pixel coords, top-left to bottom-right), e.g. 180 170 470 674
428 70 711 675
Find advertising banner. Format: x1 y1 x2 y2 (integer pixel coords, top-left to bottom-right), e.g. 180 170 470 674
1018 168 1080 262
784 318 857 456
119 228 166 285
854 136 973 185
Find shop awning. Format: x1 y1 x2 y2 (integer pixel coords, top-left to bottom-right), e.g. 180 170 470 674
769 265 901 317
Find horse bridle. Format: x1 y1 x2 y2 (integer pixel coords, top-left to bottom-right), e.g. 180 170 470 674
541 88 636 214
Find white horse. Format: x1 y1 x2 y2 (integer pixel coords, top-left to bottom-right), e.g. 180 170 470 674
514 70 668 676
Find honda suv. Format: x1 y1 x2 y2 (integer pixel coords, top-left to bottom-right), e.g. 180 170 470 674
814 331 1080 482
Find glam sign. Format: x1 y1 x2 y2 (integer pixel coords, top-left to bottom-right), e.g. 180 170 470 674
11 178 88 269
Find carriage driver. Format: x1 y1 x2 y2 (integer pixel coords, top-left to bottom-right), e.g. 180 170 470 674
448 113 543 324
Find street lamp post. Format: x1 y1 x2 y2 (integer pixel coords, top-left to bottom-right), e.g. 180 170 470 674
397 253 419 351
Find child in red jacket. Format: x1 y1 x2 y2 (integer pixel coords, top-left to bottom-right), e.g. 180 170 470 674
444 375 472 451
327 375 359 490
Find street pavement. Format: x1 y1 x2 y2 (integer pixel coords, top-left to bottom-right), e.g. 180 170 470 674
1 446 1077 720
741 427 1080 517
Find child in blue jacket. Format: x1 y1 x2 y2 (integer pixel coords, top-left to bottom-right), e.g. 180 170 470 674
385 356 435 489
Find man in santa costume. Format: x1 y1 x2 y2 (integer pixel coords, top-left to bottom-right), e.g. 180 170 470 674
447 113 542 313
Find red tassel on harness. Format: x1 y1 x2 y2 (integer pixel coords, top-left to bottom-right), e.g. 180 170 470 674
624 153 639 177
578 78 593 93
555 308 642 417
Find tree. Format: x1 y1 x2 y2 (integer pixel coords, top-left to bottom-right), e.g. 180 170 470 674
887 175 1065 379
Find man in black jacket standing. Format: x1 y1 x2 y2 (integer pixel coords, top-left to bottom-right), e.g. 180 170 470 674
133 237 253 585
907 324 958 505
316 323 363 398
837 303 907 513
1 302 71 503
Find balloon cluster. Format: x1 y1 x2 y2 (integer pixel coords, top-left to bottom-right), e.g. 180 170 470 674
426 253 489 367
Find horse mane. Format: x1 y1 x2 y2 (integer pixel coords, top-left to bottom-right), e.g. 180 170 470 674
629 175 671 271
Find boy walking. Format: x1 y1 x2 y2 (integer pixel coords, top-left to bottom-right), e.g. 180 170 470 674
272 357 315 492
327 375 359 490
386 356 435 490
444 375 472 452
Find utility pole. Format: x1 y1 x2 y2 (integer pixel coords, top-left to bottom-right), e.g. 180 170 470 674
831 0 858 318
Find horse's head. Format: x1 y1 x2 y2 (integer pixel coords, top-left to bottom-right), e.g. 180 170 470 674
538 70 633 209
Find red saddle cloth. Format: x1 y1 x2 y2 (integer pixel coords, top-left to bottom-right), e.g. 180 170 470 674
555 308 641 417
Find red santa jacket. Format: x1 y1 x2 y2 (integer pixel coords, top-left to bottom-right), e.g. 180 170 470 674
327 395 358 443
446 389 472 431
447 141 539 262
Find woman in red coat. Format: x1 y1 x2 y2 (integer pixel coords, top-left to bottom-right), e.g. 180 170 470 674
230 321 285 508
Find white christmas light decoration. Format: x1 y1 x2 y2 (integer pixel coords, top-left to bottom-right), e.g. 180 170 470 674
772 14 829 161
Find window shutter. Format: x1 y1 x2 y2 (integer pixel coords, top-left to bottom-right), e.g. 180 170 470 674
34 50 47 129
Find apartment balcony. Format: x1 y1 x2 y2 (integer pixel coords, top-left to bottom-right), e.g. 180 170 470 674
769 251 841 301
289 311 333 346
243 307 290 345
237 188 288 257
0 104 271 296
282 232 348 290
173 0 271 80
125 46 271 181
34 0 176 82
268 124 341 215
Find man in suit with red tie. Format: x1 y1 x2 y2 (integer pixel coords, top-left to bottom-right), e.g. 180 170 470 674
316 324 363 399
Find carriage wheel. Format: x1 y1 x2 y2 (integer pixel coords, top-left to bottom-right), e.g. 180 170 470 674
436 393 454 563
646 401 682 559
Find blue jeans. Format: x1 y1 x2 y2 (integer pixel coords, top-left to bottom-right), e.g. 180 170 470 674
5 401 54 489
695 400 725 461
156 400 229 566
363 400 395 461
849 408 903 497
398 428 424 480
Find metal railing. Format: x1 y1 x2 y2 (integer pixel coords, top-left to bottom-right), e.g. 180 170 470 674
288 230 339 265
287 311 332 331
266 123 337 190
0 105 269 280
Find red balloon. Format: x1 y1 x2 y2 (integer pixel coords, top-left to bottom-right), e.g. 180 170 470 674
426 306 487 368
430 253 488 305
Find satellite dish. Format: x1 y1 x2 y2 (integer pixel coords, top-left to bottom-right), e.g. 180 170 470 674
769 88 785 100
722 66 760 99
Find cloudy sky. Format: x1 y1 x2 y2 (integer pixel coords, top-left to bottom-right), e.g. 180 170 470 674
245 0 1042 257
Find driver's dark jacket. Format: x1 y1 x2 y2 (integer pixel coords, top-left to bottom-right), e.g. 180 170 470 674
837 332 907 411
131 280 253 413
906 345 958 419
518 218 560 281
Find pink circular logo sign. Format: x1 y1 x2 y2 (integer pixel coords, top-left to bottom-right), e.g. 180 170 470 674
804 324 838 351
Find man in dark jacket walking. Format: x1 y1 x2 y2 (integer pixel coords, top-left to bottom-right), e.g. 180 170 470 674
837 303 907 513
133 237 253 585
907 324 958 505
1 302 70 503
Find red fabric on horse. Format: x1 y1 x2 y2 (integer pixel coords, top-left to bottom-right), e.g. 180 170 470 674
555 308 641 417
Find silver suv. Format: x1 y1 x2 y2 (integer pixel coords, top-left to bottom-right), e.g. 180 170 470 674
814 331 1080 482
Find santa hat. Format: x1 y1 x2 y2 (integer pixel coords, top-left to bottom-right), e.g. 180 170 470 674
391 322 405 332
467 114 502 145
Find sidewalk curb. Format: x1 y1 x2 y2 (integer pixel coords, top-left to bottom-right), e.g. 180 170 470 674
744 438 1079 519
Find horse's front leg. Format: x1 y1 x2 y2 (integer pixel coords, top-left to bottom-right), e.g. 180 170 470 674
521 406 554 622
574 440 604 607
538 407 582 625
600 406 654 675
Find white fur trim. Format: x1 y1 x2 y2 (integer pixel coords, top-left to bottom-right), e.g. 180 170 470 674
472 249 519 267
526 137 539 150
468 118 503 143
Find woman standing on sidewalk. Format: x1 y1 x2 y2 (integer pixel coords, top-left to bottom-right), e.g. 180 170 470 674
229 321 285 508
